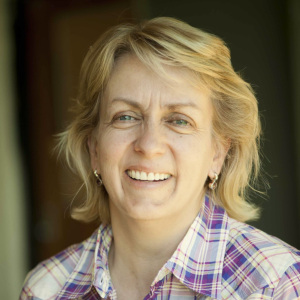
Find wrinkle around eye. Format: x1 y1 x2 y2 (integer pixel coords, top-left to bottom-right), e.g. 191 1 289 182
110 112 142 129
164 121 196 135
163 113 196 132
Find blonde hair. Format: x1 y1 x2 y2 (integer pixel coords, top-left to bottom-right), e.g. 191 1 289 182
59 17 261 224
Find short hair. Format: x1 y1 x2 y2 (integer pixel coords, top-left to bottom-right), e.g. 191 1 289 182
58 17 261 224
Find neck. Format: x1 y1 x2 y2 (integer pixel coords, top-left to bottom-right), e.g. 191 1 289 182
108 200 202 289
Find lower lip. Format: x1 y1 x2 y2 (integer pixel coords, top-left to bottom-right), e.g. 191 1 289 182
124 172 172 188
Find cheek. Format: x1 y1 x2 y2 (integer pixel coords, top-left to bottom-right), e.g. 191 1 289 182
172 135 214 176
97 130 134 170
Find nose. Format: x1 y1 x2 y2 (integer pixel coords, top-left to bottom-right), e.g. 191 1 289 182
134 122 166 158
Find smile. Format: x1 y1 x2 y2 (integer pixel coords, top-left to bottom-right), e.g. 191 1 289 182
126 170 171 181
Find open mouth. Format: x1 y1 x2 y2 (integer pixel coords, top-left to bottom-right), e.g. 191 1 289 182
126 170 171 181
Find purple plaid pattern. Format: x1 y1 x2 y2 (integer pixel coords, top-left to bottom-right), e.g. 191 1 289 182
20 196 300 299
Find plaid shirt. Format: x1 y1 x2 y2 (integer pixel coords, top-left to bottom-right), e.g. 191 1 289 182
20 196 300 299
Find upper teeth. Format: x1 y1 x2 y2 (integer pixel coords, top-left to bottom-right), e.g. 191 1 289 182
127 170 171 181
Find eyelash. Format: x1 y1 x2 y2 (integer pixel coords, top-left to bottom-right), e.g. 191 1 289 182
117 115 136 121
111 113 140 125
167 117 190 127
112 112 192 128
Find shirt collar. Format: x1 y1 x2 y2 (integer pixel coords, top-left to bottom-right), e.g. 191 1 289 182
56 228 100 299
93 224 115 298
165 195 229 299
57 194 228 299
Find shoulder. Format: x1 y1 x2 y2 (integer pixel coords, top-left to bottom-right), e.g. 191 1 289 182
20 229 98 299
226 218 300 267
223 218 300 298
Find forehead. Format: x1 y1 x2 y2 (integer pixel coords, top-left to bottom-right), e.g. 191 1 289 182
103 54 211 109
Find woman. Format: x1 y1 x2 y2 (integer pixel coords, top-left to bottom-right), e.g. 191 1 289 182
20 17 300 299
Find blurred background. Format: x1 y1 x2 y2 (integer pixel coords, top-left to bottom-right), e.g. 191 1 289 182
1 0 300 298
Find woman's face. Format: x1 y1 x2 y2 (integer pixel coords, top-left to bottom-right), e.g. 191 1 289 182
89 55 226 222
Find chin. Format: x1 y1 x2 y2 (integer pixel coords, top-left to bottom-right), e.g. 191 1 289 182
121 200 171 221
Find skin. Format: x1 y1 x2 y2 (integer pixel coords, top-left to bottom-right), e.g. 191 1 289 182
89 54 227 299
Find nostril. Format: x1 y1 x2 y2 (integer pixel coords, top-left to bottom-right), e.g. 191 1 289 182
133 129 166 157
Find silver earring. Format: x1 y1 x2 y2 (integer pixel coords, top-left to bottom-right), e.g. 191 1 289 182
94 170 103 186
209 173 218 190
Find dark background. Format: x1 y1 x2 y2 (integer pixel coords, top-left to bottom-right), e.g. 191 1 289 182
11 0 300 269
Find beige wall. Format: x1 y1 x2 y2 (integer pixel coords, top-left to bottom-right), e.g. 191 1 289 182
0 0 28 297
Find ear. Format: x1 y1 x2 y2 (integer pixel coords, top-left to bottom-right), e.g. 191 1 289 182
87 133 99 171
208 139 230 179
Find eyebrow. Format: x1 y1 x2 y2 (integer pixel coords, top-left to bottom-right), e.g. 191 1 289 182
110 98 143 110
110 98 201 111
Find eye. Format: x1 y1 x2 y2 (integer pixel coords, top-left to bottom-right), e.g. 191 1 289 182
113 112 139 122
164 113 195 133
172 119 189 126
118 115 136 121
110 112 141 128
167 114 191 127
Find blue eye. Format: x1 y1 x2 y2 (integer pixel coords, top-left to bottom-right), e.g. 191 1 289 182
119 115 135 121
166 113 191 127
174 119 188 126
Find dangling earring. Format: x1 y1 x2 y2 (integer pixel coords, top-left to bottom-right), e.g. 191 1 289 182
209 173 218 190
93 170 103 186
